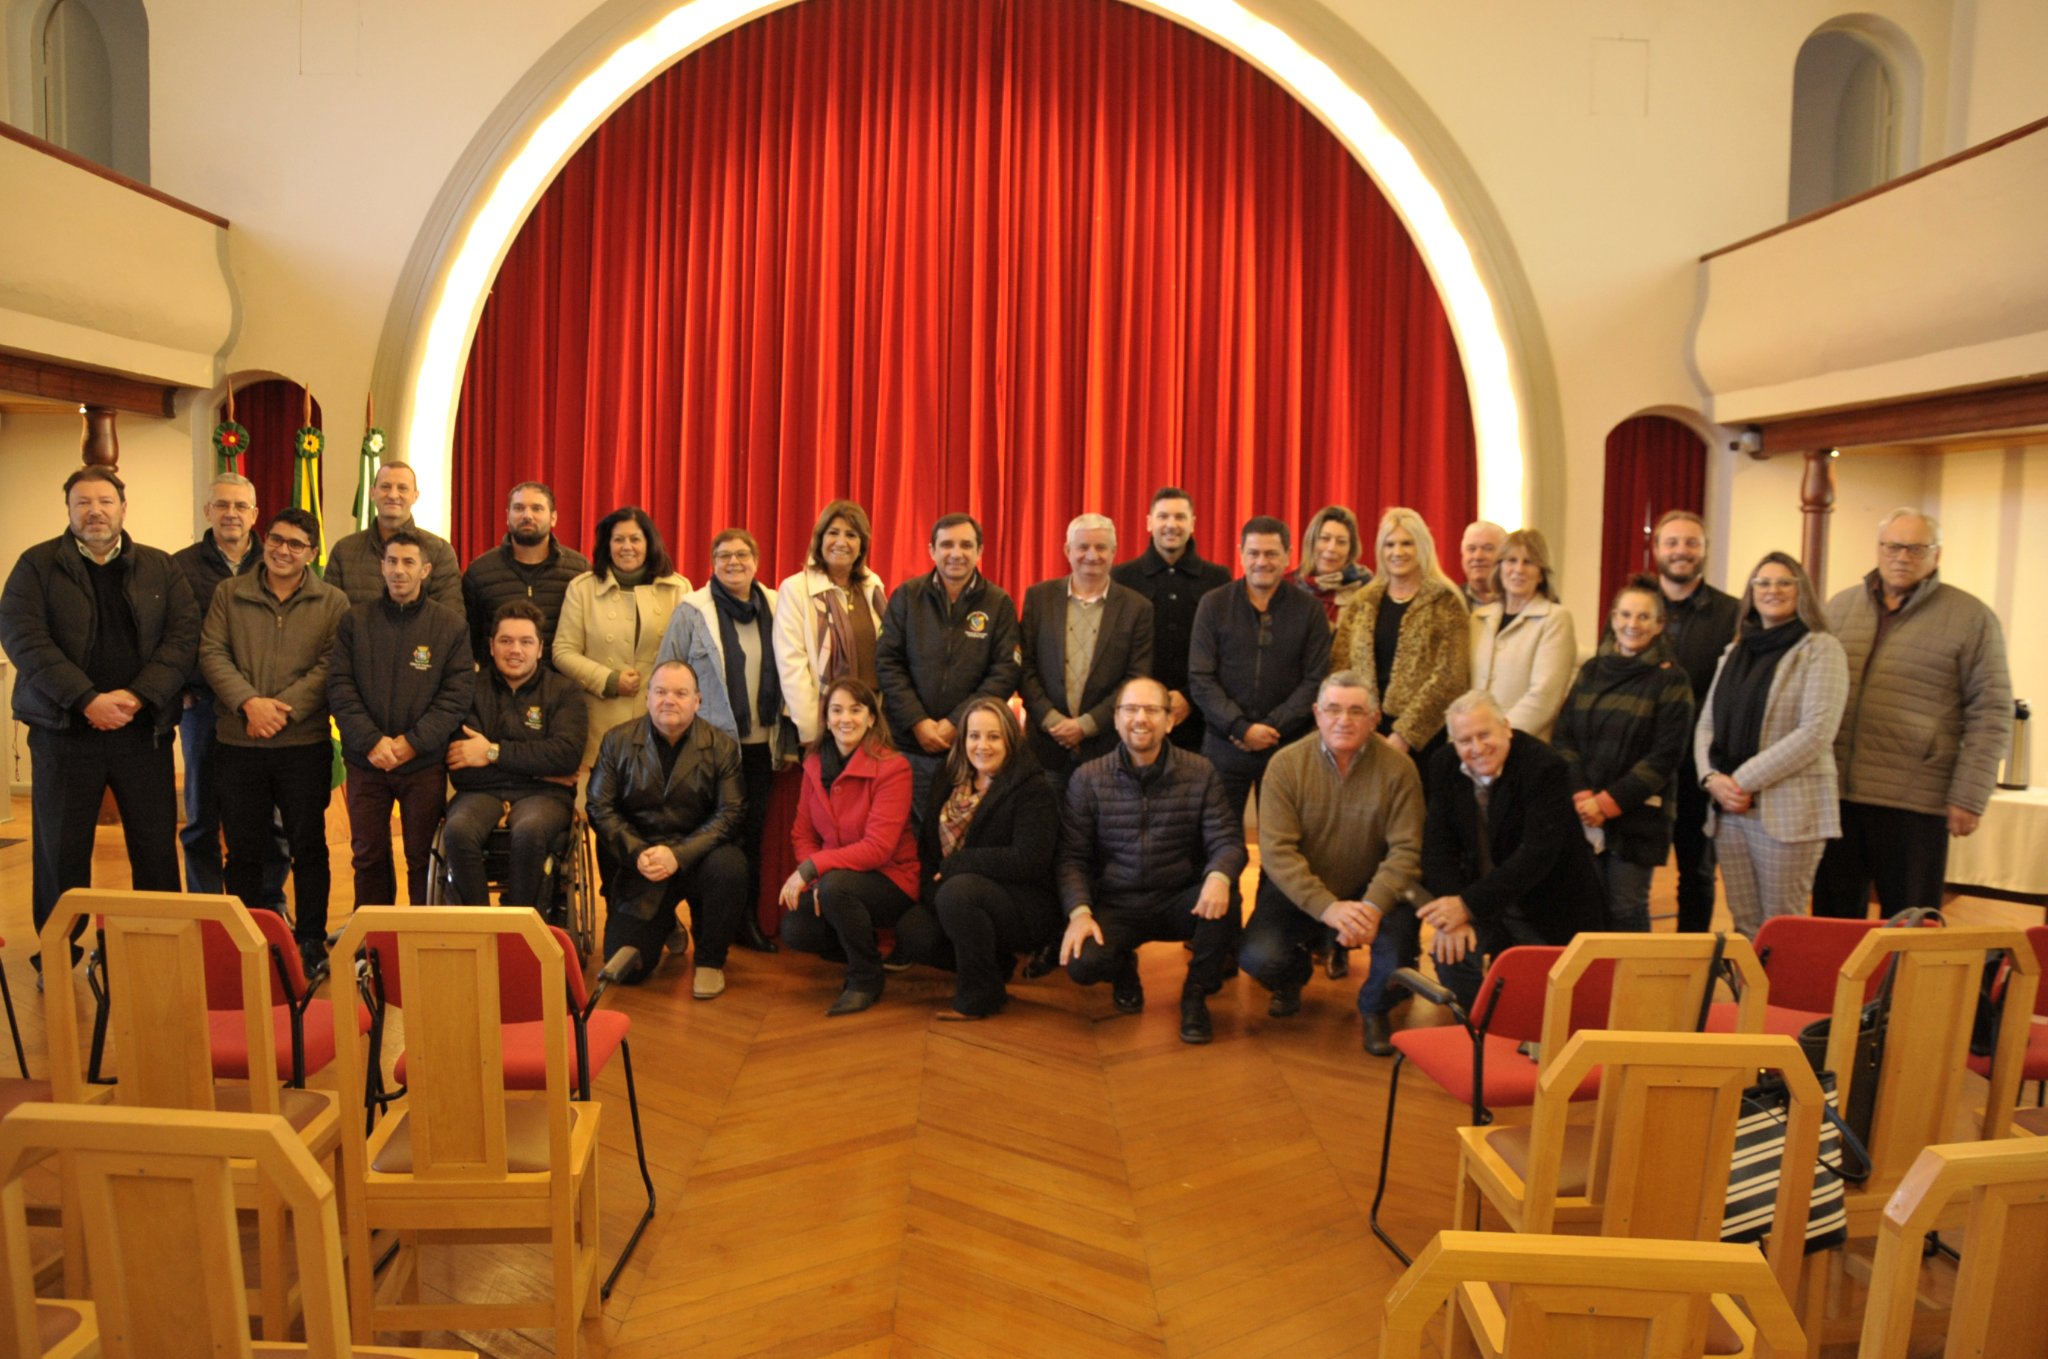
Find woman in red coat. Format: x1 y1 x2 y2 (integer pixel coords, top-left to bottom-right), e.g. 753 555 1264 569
777 677 920 1014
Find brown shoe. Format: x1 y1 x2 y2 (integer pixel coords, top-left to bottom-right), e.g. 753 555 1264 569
1361 1011 1395 1057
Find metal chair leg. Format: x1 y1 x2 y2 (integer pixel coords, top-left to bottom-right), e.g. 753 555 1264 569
600 1037 657 1299
0 962 26 1077
1367 1052 1412 1265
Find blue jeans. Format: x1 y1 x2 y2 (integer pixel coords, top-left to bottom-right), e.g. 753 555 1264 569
178 701 288 905
1599 854 1657 932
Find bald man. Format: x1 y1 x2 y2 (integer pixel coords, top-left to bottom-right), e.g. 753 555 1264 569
1459 521 1506 609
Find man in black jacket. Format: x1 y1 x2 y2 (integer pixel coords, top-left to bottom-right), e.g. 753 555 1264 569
0 467 198 960
1187 516 1331 821
1652 511 1740 932
460 480 590 664
322 461 464 616
1408 691 1606 1029
1112 488 1230 751
172 471 286 904
587 659 749 995
875 512 1021 821
442 600 587 909
328 528 474 908
1020 514 1154 785
1055 678 1247 1044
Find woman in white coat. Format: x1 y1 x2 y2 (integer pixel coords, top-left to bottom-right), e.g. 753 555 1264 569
1694 552 1849 936
553 505 692 765
774 499 887 747
1468 529 1577 741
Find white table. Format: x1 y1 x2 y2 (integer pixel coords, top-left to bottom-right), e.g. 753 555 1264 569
1946 787 2048 904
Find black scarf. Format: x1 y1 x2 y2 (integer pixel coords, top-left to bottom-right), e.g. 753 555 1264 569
819 738 852 792
710 578 780 738
1708 619 1808 775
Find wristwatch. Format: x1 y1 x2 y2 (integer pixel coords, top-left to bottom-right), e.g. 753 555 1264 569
487 742 501 764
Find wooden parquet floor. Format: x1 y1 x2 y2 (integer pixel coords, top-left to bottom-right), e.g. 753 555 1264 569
0 793 2020 1357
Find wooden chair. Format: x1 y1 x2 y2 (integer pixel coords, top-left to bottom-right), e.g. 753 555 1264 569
1792 923 2037 1355
1457 1029 1823 1303
0 1102 471 1358
330 907 602 1352
1967 923 2048 1126
40 888 342 1339
1380 1230 1807 1359
1703 916 1883 1038
1535 932 1771 1060
0 935 26 1078
1857 1137 2048 1359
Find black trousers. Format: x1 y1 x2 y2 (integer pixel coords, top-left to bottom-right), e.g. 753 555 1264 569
1811 800 1949 918
894 875 1058 1015
214 740 334 942
441 790 575 908
1065 880 1239 996
737 742 776 924
780 868 914 993
603 841 750 975
27 724 180 949
1238 874 1338 994
1671 760 1719 932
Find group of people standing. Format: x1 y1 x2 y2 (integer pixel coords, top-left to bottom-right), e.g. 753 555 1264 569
0 465 2010 1052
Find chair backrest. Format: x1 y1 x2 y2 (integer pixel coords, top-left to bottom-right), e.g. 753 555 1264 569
1823 925 2039 1197
1380 1230 1806 1359
41 889 279 1111
361 922 584 1024
1523 1030 1823 1300
1859 1138 2048 1359
2015 925 2048 1021
0 1104 352 1359
1472 947 1564 1044
1753 916 1883 1013
1538 933 1769 1060
334 907 571 1183
201 908 311 1012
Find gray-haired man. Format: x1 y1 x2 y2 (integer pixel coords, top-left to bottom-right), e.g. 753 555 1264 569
1019 513 1154 785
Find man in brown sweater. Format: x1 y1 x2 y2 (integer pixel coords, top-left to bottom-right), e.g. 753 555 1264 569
1240 670 1423 1053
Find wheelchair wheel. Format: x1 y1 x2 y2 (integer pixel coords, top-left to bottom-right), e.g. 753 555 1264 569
564 813 599 965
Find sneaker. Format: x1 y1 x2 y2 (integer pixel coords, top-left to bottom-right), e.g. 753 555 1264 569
692 966 726 1000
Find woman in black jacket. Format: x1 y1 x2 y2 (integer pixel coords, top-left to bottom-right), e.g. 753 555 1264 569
892 697 1061 1018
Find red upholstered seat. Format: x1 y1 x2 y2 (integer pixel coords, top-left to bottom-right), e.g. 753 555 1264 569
1391 1030 1602 1107
394 1010 630 1090
1703 999 1827 1038
201 910 368 1087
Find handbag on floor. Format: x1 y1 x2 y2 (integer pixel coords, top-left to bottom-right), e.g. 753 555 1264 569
1721 1068 1870 1252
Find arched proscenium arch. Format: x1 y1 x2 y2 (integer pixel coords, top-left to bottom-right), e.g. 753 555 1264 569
397 0 1530 531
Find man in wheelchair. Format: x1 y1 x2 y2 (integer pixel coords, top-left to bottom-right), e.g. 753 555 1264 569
443 600 587 907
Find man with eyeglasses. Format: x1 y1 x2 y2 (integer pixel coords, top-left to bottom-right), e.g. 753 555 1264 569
1239 673 1422 1048
172 472 287 902
1814 508 2010 917
197 508 350 968
1651 510 1741 933
1055 677 1246 1044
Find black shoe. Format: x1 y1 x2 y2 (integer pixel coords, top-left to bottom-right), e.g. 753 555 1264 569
881 949 913 974
1021 944 1058 980
297 937 329 979
1179 992 1213 1045
1267 985 1302 1019
826 987 882 1017
1327 946 1350 980
1361 1011 1395 1057
1111 958 1145 1015
736 918 779 953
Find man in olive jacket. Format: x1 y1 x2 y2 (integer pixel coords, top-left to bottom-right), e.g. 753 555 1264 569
1814 509 2010 916
197 507 349 963
587 659 749 995
0 467 198 959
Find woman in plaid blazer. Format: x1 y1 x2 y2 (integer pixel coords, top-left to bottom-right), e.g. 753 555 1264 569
1693 552 1850 936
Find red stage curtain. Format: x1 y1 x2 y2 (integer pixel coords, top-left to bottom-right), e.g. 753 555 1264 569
1599 414 1707 610
215 380 319 537
451 0 1477 588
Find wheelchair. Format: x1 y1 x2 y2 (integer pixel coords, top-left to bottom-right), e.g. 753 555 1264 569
424 799 599 963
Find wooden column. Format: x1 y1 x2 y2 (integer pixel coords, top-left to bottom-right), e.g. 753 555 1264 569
1799 448 1836 583
81 406 120 469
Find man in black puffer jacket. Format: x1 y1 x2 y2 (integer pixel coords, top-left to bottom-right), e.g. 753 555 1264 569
0 467 198 961
459 481 590 665
1055 677 1247 1045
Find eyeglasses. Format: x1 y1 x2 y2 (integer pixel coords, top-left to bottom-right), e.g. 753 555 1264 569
1877 541 1935 560
265 533 314 553
711 550 755 563
1749 577 1798 592
1115 704 1168 718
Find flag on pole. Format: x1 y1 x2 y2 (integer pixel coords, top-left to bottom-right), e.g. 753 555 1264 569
353 392 387 532
292 387 328 571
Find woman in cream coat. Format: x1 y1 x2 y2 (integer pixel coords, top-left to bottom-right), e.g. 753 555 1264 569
1469 529 1577 741
554 505 692 765
774 499 887 747
1694 552 1849 936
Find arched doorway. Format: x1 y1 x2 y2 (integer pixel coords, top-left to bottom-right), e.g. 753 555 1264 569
1600 412 1709 609
213 377 323 548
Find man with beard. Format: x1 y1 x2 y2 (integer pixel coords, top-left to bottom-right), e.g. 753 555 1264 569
461 480 590 664
1651 510 1740 933
1112 488 1230 751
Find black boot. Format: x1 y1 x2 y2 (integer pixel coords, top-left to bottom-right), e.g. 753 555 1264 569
736 917 779 953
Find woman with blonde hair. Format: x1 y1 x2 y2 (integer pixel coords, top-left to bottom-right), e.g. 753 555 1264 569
773 499 887 747
1331 507 1469 759
1469 528 1577 740
1295 505 1371 623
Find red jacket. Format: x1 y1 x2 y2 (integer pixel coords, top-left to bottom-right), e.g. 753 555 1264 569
793 745 921 899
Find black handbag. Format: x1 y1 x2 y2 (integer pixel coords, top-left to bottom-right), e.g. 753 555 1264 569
1792 906 1944 1148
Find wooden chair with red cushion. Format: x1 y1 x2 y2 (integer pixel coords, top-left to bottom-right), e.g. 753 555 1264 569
1702 915 1883 1038
203 908 374 1096
1968 923 2048 1135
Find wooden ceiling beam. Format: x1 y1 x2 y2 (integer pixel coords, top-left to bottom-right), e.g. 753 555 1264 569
0 351 180 419
1752 376 2048 456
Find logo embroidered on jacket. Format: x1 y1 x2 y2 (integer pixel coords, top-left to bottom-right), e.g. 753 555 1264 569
410 645 432 670
524 705 544 730
965 611 989 638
